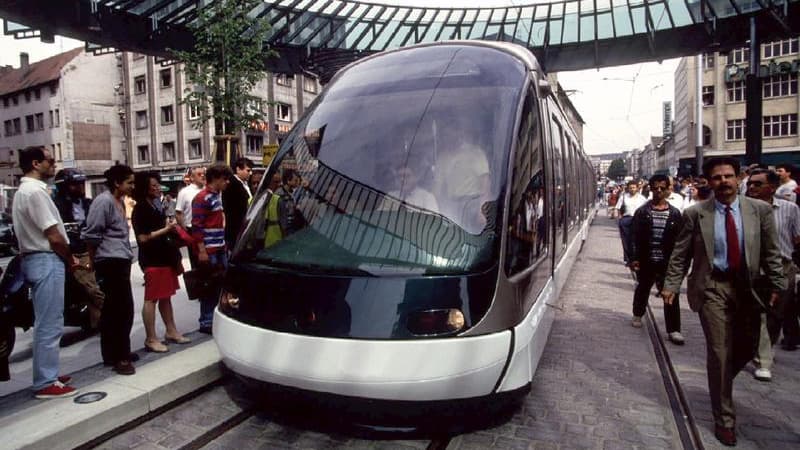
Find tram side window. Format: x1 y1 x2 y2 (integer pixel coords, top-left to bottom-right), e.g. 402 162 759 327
551 118 566 249
505 91 547 276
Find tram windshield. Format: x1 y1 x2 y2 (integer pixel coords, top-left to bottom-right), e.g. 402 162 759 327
234 45 527 275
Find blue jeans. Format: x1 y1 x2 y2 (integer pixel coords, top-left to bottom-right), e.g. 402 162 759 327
21 252 65 390
200 251 227 328
618 216 634 265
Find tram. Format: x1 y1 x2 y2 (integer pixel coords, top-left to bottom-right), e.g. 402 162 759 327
214 41 596 416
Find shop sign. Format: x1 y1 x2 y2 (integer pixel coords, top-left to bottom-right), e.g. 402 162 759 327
725 58 800 82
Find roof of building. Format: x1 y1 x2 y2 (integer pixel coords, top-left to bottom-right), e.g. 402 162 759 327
0 47 83 97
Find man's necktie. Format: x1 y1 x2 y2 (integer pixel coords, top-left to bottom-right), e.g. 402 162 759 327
725 206 741 273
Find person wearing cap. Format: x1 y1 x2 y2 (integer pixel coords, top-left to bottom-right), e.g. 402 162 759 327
54 168 104 330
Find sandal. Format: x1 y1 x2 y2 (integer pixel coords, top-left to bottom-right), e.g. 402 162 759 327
165 335 192 344
144 341 169 353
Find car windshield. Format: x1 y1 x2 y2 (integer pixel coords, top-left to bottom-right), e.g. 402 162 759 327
234 45 526 275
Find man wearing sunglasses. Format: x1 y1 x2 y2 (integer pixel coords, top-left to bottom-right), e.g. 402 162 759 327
746 169 800 379
12 146 82 399
629 174 684 343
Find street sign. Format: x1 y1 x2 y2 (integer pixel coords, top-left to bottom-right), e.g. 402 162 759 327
262 144 279 166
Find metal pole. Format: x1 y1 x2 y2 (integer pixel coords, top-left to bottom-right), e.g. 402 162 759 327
745 17 762 165
695 54 703 176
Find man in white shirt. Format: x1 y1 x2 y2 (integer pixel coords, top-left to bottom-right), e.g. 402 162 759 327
12 146 81 399
175 166 205 266
746 168 800 381
615 180 647 266
775 163 797 203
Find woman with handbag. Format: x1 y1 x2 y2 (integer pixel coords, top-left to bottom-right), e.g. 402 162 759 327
131 171 190 353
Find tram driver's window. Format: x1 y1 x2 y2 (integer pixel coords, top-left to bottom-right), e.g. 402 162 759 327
505 92 547 276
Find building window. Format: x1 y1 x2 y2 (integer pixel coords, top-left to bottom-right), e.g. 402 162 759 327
246 135 263 156
49 83 57 96
137 145 150 163
33 88 40 100
702 125 712 146
162 142 176 161
2 98 7 108
11 96 17 106
34 113 44 130
53 109 60 127
24 91 31 103
160 69 172 88
763 38 799 58
188 139 202 159
726 119 746 141
726 80 746 103
3 120 11 136
703 53 715 69
187 102 201 120
702 86 714 106
25 115 34 133
136 110 148 129
763 74 797 98
56 143 62 161
12 118 20 135
276 103 291 122
763 114 798 138
134 75 146 94
161 105 174 124
303 76 317 93
275 74 294 87
729 47 750 64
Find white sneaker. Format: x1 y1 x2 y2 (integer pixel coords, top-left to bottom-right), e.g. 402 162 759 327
754 367 772 382
668 332 685 345
631 316 643 328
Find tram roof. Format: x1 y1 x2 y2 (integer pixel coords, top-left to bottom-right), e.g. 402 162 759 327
1 0 799 82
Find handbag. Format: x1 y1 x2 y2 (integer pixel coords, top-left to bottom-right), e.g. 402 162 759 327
183 268 223 300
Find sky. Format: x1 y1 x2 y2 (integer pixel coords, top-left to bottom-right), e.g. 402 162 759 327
0 13 682 156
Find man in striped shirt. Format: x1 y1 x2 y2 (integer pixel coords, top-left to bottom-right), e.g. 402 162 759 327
746 168 800 381
192 164 232 334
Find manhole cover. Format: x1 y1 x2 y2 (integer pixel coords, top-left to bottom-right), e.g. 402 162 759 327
74 391 107 404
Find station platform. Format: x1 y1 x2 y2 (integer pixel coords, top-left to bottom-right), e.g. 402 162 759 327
1 213 799 449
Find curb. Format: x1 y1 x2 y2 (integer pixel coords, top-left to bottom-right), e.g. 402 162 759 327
1 340 222 450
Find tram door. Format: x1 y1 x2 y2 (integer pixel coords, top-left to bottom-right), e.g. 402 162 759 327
504 86 550 311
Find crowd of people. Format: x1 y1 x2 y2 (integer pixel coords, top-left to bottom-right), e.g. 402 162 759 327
603 159 800 446
9 145 268 400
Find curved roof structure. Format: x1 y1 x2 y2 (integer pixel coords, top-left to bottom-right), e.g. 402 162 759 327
1 0 798 80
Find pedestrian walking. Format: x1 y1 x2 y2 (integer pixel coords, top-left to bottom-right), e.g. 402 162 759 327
192 164 232 334
615 180 647 267
83 165 137 375
662 157 784 446
629 174 684 344
132 171 191 353
745 169 800 370
775 163 797 203
13 146 82 398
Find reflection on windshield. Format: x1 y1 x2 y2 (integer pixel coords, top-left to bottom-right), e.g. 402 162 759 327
234 45 526 275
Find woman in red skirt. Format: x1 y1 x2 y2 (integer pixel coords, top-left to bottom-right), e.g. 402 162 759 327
132 171 190 352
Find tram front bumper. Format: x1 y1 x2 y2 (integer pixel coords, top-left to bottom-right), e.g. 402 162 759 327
213 309 512 401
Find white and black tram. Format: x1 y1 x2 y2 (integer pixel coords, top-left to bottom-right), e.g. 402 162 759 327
214 41 596 422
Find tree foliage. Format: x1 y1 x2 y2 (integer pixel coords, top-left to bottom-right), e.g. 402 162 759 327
171 0 273 135
607 158 627 180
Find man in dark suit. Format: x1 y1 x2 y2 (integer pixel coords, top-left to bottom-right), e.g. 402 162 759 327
222 157 253 249
661 157 784 446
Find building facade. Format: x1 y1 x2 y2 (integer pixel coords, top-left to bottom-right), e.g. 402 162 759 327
0 49 125 188
120 52 321 191
673 37 800 175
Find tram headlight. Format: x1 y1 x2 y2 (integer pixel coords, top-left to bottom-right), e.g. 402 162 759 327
407 308 465 336
219 289 240 313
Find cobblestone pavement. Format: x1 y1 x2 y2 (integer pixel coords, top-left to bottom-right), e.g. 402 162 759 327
651 270 800 448
448 217 681 450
